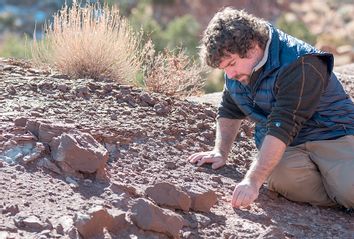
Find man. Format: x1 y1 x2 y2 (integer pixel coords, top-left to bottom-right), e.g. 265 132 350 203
189 7 354 209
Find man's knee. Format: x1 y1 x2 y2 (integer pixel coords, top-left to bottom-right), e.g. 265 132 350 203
267 153 334 206
327 179 354 208
267 160 314 197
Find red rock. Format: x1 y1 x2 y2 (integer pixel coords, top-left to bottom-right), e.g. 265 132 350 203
186 186 217 212
110 181 138 197
154 102 170 115
146 182 191 212
14 117 28 127
130 198 184 238
107 208 128 233
38 122 73 143
50 130 108 179
140 92 157 106
2 204 19 216
25 120 41 138
57 84 70 92
74 206 127 238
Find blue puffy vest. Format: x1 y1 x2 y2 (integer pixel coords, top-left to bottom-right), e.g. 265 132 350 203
225 25 354 149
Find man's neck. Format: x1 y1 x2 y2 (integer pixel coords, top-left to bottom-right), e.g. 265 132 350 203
253 26 272 72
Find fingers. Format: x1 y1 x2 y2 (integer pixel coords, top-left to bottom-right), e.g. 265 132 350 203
188 152 206 164
188 151 225 169
196 155 220 167
232 185 255 208
231 186 241 207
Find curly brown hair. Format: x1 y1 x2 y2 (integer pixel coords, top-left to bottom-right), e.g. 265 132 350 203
200 7 269 68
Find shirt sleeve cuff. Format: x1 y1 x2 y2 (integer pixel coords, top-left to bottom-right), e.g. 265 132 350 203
267 126 292 146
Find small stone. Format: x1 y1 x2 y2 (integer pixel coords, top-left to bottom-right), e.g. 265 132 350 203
22 215 45 230
65 177 79 188
182 231 193 238
211 176 223 184
76 86 90 98
37 158 61 175
14 117 28 127
110 181 137 197
57 84 70 92
14 165 24 171
154 102 170 115
83 179 92 184
51 74 69 79
6 86 16 95
192 213 211 227
140 92 156 106
2 204 19 216
165 161 177 170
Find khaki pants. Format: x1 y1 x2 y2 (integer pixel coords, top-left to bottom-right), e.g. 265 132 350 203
267 135 354 208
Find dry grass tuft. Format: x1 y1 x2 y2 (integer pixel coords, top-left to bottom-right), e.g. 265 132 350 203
142 47 207 97
32 1 206 96
32 2 144 83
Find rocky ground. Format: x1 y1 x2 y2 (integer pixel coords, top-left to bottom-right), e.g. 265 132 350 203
0 58 353 239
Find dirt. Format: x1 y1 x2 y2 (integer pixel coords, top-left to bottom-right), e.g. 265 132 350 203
0 58 353 239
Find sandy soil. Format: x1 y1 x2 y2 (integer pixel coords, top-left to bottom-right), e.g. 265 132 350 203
0 58 353 239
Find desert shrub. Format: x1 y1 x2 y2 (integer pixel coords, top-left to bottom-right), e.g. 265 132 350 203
142 45 206 97
32 1 145 83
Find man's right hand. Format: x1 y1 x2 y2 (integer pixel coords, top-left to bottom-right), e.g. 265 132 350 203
188 150 227 170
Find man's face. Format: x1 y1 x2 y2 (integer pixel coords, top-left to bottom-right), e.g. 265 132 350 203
218 48 262 85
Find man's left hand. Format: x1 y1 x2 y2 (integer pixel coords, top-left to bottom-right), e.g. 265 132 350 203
231 179 260 208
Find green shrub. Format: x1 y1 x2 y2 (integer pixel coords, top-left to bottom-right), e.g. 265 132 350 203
163 15 200 57
276 13 317 45
128 1 200 57
0 33 31 59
